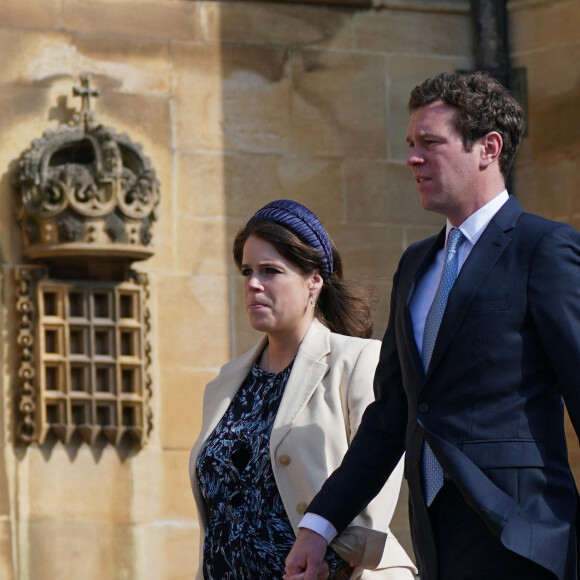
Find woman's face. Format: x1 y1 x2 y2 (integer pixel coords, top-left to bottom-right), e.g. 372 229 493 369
241 235 320 340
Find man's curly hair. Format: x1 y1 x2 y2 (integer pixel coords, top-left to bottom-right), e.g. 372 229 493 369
408 72 525 179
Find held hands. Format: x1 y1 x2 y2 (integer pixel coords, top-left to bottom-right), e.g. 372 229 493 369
284 528 330 580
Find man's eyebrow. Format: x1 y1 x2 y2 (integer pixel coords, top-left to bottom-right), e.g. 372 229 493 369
407 132 443 144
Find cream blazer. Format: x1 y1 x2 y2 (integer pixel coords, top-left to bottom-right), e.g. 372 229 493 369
189 319 417 579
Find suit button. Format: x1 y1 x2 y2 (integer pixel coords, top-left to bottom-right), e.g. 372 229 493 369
296 502 308 514
418 403 429 413
278 454 291 466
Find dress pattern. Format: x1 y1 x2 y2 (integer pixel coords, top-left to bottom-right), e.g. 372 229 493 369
196 361 297 579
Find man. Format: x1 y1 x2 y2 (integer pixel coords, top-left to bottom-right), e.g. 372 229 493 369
284 72 580 579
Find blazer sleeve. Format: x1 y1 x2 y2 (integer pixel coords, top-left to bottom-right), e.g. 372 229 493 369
328 338 415 577
308 265 408 535
343 340 405 525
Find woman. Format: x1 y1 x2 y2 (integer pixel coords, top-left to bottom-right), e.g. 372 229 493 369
189 199 417 579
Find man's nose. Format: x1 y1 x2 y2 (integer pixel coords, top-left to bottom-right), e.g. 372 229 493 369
406 148 423 166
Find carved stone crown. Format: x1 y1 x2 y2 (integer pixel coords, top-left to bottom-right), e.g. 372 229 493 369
16 75 160 266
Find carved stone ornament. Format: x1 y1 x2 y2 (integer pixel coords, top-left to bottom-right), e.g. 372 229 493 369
14 265 153 448
15 75 160 265
13 76 156 450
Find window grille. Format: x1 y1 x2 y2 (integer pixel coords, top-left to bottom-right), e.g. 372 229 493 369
15 266 152 448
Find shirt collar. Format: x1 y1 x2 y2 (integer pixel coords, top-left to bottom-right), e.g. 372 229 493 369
445 190 509 247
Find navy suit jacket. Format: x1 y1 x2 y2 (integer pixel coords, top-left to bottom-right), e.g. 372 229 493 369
308 196 580 579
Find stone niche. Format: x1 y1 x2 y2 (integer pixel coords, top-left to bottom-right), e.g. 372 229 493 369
13 76 159 451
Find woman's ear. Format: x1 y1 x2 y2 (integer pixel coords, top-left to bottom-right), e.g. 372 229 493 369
309 271 323 295
480 131 502 169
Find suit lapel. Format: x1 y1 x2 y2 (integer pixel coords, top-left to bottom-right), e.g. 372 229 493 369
405 229 446 308
270 319 330 452
425 196 522 377
403 229 446 377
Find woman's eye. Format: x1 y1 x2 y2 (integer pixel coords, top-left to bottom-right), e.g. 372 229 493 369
266 268 281 274
241 269 251 277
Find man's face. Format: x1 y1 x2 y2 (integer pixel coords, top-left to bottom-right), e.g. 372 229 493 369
406 101 482 225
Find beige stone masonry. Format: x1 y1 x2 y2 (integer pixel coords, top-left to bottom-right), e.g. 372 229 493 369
159 368 219 449
139 523 199 580
171 42 229 153
132 449 197 522
330 223 407 283
27 447 133 522
511 38 580 222
176 152 226 218
344 159 443 227
155 274 231 370
514 163 571 222
28 519 136 580
172 41 390 158
370 0 467 9
289 48 388 158
176 216 231 276
354 7 472 55
516 47 580 167
510 0 580 52
0 0 62 29
62 1 203 40
177 152 343 221
72 35 172 94
176 43 294 155
0 30 74 86
386 54 472 161
0 520 15 580
201 1 354 49
233 155 343 221
364 279 392 337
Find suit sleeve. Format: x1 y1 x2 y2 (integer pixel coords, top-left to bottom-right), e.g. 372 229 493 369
529 222 580 437
307 264 408 535
344 340 406 528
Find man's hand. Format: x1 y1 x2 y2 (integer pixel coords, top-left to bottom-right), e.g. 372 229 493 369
284 528 329 580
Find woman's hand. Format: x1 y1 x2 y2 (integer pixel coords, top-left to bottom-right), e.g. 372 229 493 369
318 559 331 580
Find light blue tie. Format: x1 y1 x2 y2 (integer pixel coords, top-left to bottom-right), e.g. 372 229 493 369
421 227 466 506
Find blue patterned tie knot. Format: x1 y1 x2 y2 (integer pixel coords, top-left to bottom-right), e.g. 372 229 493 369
421 227 466 506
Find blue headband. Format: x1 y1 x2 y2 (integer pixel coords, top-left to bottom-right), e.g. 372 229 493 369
247 199 334 278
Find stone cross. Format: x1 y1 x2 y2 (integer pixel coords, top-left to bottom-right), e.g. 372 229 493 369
73 74 101 113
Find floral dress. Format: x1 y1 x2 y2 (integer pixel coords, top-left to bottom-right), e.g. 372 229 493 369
196 360 345 579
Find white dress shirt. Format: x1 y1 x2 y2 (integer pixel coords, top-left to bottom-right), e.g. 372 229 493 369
299 190 510 543
409 190 509 352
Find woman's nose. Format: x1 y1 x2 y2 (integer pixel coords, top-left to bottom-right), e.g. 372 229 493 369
247 274 263 290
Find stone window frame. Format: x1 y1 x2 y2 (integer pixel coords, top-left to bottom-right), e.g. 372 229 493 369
15 265 153 449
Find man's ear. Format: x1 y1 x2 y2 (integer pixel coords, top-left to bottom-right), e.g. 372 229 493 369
480 131 502 169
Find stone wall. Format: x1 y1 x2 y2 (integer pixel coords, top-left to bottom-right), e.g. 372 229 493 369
0 0 576 578
509 0 580 483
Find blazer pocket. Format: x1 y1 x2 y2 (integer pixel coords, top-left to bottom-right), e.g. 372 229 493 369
461 439 546 469
469 296 511 312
